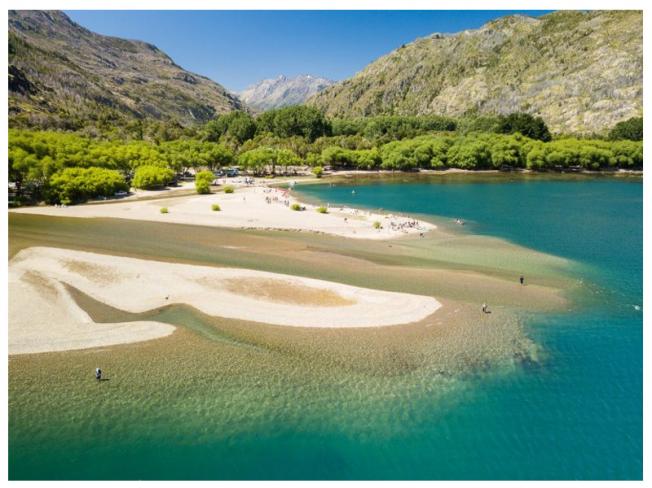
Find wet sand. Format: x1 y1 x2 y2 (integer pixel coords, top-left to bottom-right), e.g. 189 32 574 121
8 212 571 371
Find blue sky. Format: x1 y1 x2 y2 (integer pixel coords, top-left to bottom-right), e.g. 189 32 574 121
65 10 551 92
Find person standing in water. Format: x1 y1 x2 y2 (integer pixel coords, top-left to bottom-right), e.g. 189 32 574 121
95 367 102 381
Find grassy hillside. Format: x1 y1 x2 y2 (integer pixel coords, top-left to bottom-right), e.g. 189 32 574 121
8 10 244 130
308 11 642 134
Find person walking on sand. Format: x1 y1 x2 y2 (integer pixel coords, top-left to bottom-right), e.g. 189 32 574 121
95 367 102 381
482 303 487 314
520 275 525 285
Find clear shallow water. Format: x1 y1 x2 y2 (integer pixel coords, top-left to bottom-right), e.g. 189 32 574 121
9 174 642 479
296 174 642 479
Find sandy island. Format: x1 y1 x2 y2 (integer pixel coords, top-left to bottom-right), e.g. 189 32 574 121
10 184 435 240
9 247 442 354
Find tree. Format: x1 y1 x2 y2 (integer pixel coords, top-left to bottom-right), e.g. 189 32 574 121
446 138 492 169
276 148 301 175
256 106 331 141
321 146 358 169
195 170 214 194
132 165 175 190
204 111 256 144
238 147 276 175
609 117 643 141
488 135 524 168
497 113 551 142
48 167 128 204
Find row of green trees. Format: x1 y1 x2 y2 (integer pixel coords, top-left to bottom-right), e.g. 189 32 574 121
9 129 236 200
317 133 642 171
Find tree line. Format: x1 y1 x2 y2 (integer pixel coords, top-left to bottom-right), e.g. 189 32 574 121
8 107 643 205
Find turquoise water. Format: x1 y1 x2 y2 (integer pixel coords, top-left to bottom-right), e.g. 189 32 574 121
9 175 642 480
296 175 642 479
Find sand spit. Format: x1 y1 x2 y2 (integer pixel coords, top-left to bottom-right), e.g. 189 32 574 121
10 186 435 240
9 268 174 355
9 247 442 354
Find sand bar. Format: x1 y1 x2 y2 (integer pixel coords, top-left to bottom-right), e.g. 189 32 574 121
10 185 435 240
9 247 442 354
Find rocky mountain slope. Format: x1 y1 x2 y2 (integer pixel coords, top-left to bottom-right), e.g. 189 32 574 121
308 11 642 134
239 74 334 111
8 10 244 128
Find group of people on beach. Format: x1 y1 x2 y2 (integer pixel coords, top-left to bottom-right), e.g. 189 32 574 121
387 218 426 234
262 187 292 207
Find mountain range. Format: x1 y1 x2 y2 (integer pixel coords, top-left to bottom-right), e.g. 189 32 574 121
239 74 334 111
8 10 643 134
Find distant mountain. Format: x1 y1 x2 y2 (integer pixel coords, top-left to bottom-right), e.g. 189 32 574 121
239 74 334 111
8 10 244 128
309 11 642 134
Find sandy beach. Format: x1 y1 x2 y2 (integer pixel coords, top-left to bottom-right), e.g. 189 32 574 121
9 261 175 355
9 247 442 354
10 185 435 240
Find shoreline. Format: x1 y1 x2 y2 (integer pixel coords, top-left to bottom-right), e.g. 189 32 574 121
10 184 436 240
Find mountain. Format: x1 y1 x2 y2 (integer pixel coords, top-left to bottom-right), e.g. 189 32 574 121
8 10 244 128
239 74 334 111
308 11 642 134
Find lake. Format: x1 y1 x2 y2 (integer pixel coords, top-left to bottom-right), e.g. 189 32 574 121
9 174 642 479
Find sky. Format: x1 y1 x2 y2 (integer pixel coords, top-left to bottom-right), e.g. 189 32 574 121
65 10 552 92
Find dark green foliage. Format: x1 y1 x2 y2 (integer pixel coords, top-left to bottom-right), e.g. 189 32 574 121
497 113 552 142
255 106 331 141
48 167 128 204
331 115 456 141
204 111 257 144
608 117 643 141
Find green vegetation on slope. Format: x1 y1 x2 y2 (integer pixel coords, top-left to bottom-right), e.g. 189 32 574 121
8 10 243 131
308 10 642 134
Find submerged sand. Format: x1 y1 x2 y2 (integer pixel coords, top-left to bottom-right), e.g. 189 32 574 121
10 186 435 240
9 247 442 354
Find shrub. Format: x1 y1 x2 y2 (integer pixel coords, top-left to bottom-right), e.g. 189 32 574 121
497 112 551 142
373 221 382 229
195 170 214 194
312 166 324 178
223 185 235 194
160 207 169 214
211 203 221 211
132 165 175 190
316 206 328 213
609 117 643 141
291 203 303 211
